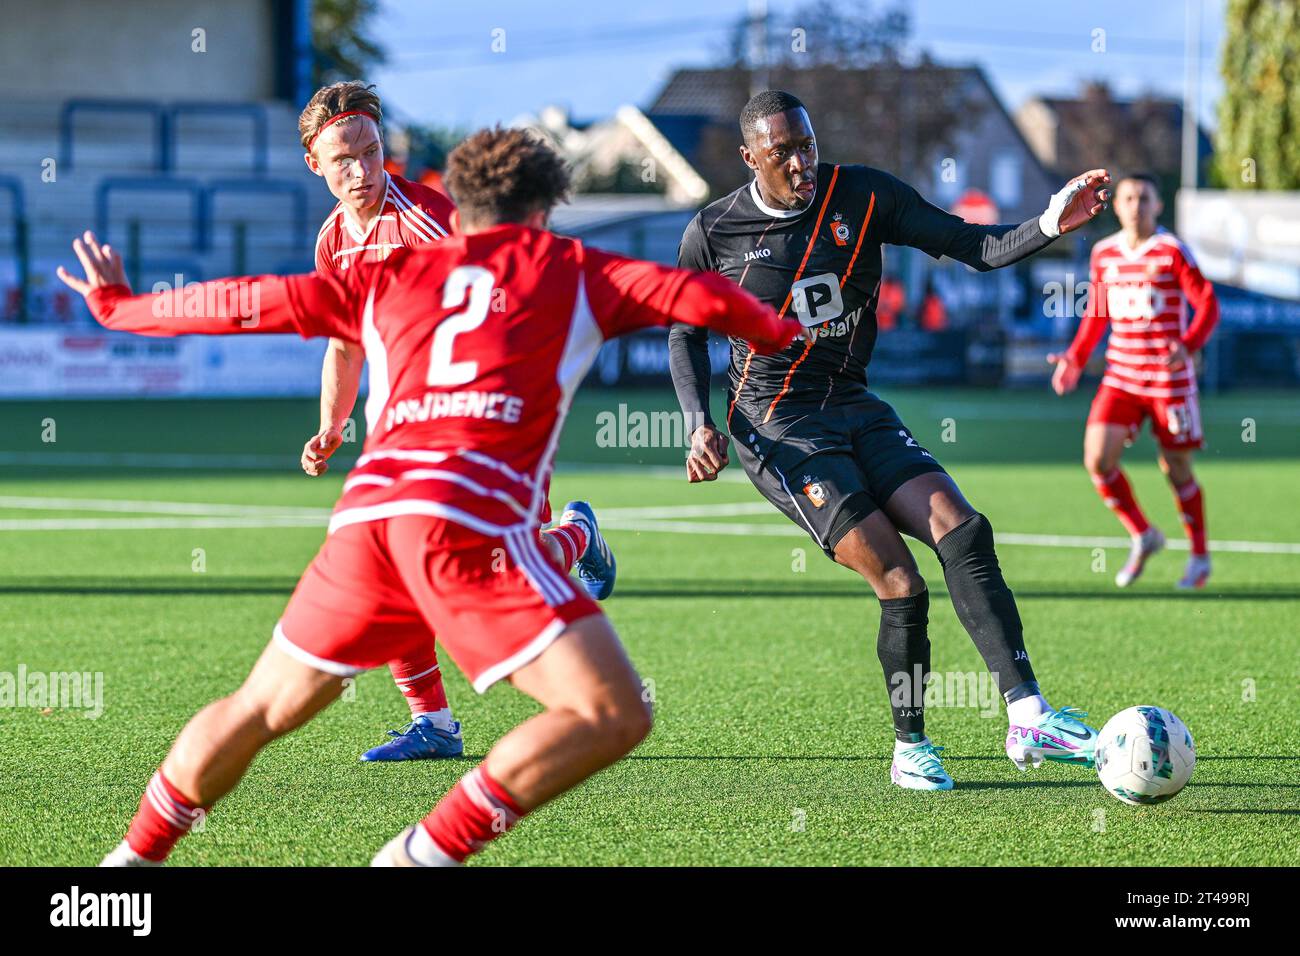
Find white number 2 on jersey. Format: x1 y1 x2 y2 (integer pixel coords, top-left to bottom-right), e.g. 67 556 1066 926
427 265 495 386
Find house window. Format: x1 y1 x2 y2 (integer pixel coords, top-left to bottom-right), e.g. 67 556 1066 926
991 151 1021 208
934 156 962 203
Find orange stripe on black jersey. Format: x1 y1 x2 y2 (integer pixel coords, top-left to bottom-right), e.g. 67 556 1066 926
840 192 875 289
760 165 841 425
727 218 788 426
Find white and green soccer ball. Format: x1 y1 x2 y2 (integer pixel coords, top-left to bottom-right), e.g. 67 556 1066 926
1095 706 1196 805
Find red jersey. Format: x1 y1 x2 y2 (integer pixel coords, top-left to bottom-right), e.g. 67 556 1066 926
314 172 456 274
86 226 799 537
1068 227 1219 400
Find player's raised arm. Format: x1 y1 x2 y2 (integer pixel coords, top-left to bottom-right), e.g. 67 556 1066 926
884 169 1111 272
58 231 365 342
583 246 801 354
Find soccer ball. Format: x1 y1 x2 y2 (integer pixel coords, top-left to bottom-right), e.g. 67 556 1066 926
1095 706 1196 805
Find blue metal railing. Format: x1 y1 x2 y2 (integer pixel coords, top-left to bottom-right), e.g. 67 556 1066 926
0 175 26 223
95 177 206 251
0 175 28 321
61 99 273 174
204 179 308 248
61 99 168 172
167 102 270 174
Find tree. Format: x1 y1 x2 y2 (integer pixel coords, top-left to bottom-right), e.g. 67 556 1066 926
696 1 973 192
1215 0 1300 190
313 0 387 87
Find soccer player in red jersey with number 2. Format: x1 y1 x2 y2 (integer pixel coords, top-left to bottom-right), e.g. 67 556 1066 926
297 83 614 762
1050 173 1219 589
61 128 800 867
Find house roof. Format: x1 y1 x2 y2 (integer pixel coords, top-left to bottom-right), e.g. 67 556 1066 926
641 112 714 164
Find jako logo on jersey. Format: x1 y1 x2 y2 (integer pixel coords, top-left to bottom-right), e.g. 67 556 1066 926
743 248 771 262
802 476 827 508
830 212 851 246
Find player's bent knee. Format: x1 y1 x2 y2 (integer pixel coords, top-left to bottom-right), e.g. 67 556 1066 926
232 673 342 740
877 564 925 600
1084 452 1114 477
578 695 652 757
935 511 999 566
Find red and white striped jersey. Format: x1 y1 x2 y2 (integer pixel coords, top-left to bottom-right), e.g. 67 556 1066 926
86 226 800 537
314 172 455 274
1068 227 1219 399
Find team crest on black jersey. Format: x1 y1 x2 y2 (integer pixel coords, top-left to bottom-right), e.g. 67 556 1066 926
830 212 851 247
802 476 827 508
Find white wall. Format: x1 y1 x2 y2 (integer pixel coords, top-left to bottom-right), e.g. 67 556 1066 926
0 0 277 101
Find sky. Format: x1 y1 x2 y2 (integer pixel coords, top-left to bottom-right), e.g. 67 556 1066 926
370 0 1227 133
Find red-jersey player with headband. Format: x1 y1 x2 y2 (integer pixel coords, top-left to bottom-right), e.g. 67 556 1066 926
298 83 614 762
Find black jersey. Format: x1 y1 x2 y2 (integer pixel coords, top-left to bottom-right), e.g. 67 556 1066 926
671 162 1052 427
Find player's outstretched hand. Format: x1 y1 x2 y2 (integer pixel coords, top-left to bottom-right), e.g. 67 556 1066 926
56 231 131 298
1047 352 1082 395
1042 170 1111 238
686 423 730 482
301 427 344 476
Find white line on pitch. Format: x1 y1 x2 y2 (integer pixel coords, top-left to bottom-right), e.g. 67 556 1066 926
600 518 1300 555
0 451 346 470
0 516 327 531
2 494 1298 555
0 495 331 517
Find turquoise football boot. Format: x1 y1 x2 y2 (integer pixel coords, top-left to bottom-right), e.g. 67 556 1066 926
890 738 954 791
1006 707 1098 770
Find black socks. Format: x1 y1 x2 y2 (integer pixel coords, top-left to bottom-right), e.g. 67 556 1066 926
934 512 1037 696
877 590 930 742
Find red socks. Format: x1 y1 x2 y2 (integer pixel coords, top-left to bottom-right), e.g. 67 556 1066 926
1091 468 1150 537
1173 479 1208 556
388 651 449 717
543 520 590 572
420 765 525 864
125 770 206 862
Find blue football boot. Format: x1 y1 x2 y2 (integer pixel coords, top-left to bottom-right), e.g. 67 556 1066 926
360 716 464 762
561 500 617 600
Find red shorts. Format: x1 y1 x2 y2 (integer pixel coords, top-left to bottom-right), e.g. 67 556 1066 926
1087 384 1204 451
275 515 600 692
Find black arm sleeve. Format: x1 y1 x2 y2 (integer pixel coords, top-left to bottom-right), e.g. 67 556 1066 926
669 215 716 427
881 171 1054 272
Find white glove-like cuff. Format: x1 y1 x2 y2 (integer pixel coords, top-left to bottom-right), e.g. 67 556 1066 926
1038 177 1090 239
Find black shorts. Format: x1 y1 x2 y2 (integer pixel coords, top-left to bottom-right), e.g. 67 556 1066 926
730 393 947 559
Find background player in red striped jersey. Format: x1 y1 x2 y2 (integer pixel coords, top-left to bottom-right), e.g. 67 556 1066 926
1050 173 1220 589
62 128 801 867
296 84 613 761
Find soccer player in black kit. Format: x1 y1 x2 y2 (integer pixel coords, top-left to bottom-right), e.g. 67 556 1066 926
670 91 1113 790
